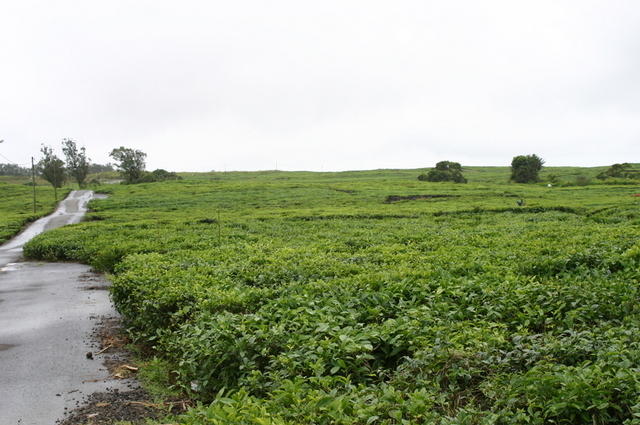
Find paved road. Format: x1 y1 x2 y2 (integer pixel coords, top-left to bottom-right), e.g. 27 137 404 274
0 190 127 425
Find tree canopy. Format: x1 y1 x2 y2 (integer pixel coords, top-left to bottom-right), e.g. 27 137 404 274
62 138 90 187
110 147 147 183
38 145 66 199
0 163 31 176
596 163 639 180
510 154 544 183
418 161 467 183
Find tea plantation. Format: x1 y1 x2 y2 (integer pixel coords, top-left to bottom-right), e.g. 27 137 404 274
0 178 71 243
20 167 640 424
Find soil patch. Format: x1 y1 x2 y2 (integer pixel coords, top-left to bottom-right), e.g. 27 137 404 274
59 316 192 424
384 194 458 203
90 316 132 376
57 388 169 425
79 271 111 291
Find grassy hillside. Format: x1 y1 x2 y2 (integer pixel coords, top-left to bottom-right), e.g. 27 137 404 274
22 167 640 424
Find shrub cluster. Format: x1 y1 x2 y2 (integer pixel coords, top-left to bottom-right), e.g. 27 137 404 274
21 175 640 424
418 161 467 183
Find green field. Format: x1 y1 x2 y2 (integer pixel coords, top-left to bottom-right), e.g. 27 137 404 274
17 166 640 424
0 176 72 244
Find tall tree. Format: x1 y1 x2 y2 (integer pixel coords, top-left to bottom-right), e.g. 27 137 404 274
109 147 147 183
510 154 544 183
38 145 66 200
62 138 90 188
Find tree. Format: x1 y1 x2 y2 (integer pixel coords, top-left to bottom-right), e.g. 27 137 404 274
62 138 90 188
136 169 182 183
88 163 115 173
418 161 467 183
109 147 147 183
0 163 31 176
596 163 639 180
510 154 544 183
38 145 66 200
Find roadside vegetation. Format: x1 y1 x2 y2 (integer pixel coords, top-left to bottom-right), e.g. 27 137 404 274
0 179 71 243
15 165 640 424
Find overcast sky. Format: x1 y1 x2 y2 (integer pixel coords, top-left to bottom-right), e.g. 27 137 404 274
1 1 639 171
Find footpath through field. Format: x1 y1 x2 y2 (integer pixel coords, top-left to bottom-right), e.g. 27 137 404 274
0 191 128 425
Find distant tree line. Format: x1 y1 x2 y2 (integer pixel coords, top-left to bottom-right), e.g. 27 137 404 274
0 163 31 176
597 163 639 180
418 154 546 184
88 163 115 173
17 140 181 199
109 146 181 184
1 161 114 177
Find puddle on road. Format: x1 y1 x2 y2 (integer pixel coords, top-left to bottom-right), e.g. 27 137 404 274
0 286 45 295
0 263 23 273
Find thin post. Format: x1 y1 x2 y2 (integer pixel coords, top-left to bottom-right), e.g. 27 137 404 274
31 157 36 214
31 157 37 213
217 209 221 244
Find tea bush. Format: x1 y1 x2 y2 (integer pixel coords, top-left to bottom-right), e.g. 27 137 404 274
21 168 640 424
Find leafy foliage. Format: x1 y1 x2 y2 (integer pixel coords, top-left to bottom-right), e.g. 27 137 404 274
110 146 147 183
20 167 640 424
38 145 66 199
419 161 467 183
136 169 183 183
597 163 640 180
62 138 90 187
0 163 31 176
511 154 544 183
0 181 71 243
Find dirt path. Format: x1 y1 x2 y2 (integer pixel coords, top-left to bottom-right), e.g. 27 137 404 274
0 191 133 425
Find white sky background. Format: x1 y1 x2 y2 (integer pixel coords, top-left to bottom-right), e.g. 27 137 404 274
1 1 639 171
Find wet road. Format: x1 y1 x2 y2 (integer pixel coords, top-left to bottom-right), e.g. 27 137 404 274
0 191 126 425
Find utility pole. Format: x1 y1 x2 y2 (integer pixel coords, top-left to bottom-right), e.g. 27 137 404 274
31 157 37 213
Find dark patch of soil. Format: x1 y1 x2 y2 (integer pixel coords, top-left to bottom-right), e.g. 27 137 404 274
384 194 458 203
295 213 419 221
57 388 168 425
83 285 110 290
79 272 111 291
0 343 16 351
60 316 193 424
91 316 132 375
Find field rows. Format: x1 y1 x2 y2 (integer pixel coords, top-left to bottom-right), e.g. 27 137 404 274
19 169 640 424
